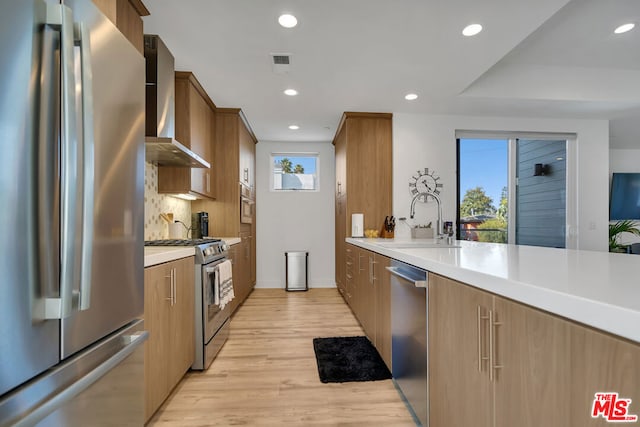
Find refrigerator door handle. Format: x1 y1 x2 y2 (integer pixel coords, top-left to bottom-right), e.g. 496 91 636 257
12 331 149 427
42 3 79 319
74 20 95 311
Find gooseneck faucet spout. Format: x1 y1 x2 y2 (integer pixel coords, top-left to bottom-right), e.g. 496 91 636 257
409 192 443 237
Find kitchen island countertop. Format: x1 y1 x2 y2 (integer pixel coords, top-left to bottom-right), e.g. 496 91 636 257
346 238 640 344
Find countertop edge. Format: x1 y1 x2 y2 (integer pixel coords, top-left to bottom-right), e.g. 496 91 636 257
144 247 196 267
346 238 640 344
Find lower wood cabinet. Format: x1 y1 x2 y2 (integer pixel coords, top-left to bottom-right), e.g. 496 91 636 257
570 324 640 426
228 237 254 314
373 254 391 369
428 273 639 427
144 256 195 421
343 243 391 370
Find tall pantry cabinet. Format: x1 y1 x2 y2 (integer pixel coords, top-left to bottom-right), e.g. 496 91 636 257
334 112 392 301
192 108 257 312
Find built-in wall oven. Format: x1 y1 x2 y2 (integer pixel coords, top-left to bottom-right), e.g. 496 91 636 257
144 239 232 371
240 183 254 224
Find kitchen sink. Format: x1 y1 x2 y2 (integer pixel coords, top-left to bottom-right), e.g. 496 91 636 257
376 241 461 249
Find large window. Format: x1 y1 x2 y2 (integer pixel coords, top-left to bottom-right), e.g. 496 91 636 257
457 132 576 249
271 153 319 191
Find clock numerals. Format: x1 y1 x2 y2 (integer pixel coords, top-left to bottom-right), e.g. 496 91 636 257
408 166 444 201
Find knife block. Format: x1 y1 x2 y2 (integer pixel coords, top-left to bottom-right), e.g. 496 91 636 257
380 229 395 239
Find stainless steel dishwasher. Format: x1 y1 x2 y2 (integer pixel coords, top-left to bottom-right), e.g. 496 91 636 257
388 259 428 426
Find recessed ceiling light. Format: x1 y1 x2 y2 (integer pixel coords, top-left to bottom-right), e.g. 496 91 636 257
462 24 483 36
288 125 299 130
278 14 298 28
405 93 418 101
284 89 298 96
614 23 635 34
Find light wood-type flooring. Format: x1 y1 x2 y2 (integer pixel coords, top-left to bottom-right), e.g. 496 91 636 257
147 288 416 426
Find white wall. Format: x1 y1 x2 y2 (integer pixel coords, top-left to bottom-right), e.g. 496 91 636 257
610 148 640 246
393 113 609 251
610 149 640 173
255 141 335 288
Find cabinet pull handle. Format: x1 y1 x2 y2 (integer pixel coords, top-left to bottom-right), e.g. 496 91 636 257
358 254 365 272
477 306 489 372
337 182 342 195
369 257 377 284
165 269 174 306
244 168 249 183
172 268 177 306
488 310 504 381
206 173 210 192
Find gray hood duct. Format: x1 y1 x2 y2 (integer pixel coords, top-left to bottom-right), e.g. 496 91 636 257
144 35 209 168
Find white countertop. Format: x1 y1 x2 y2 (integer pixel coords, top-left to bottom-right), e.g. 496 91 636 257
347 238 640 344
144 247 195 267
144 237 241 267
218 237 241 246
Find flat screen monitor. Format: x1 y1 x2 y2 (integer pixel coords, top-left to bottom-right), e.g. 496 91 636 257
610 173 640 220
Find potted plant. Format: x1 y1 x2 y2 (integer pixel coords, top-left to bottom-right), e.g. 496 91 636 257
609 219 640 252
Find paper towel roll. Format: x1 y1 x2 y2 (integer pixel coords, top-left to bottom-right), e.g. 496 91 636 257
168 222 183 239
351 213 364 237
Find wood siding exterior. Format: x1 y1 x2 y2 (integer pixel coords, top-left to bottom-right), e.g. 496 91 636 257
516 139 567 248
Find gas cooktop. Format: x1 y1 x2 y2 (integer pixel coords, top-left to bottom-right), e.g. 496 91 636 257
144 238 221 247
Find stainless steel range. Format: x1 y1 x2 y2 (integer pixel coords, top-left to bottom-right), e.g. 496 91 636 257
144 239 232 370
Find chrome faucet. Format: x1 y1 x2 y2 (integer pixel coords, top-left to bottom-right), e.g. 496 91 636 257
410 192 444 238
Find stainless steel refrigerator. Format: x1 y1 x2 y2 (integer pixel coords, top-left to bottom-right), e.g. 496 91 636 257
0 0 147 425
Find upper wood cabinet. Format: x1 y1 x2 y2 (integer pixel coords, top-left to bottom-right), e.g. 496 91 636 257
335 112 392 301
192 108 257 311
92 0 149 54
158 72 216 199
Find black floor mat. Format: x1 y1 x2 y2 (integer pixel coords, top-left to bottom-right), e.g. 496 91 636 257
312 336 392 383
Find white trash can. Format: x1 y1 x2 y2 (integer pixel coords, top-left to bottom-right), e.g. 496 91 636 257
285 251 308 291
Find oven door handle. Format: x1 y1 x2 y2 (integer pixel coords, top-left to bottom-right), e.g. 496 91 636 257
205 265 220 306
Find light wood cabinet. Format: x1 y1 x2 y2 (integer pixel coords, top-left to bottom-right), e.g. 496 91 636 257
428 273 493 427
429 273 639 427
570 324 640 426
144 256 195 422
334 113 392 305
345 244 392 370
158 72 216 199
373 254 391 369
92 0 149 54
429 273 571 427
193 108 257 312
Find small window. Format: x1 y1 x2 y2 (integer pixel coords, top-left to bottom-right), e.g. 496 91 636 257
271 153 319 191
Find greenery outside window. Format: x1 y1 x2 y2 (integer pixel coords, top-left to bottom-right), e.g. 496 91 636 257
271 153 319 191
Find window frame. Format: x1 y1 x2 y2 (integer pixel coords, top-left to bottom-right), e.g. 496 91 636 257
269 152 320 192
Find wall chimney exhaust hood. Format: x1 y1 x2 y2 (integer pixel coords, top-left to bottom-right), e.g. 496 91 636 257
144 35 209 168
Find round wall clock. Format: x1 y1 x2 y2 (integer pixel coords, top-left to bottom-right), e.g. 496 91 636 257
409 167 443 199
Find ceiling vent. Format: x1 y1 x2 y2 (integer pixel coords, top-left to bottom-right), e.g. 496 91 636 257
271 53 292 74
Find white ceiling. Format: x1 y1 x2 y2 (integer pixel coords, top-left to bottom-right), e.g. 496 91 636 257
143 0 640 148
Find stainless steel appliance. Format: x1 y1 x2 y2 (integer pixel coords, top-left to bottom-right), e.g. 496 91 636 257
0 0 146 425
240 183 254 224
144 34 208 168
388 260 429 426
144 239 231 370
192 211 210 239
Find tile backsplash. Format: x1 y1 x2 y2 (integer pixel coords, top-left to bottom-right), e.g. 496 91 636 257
144 162 191 240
